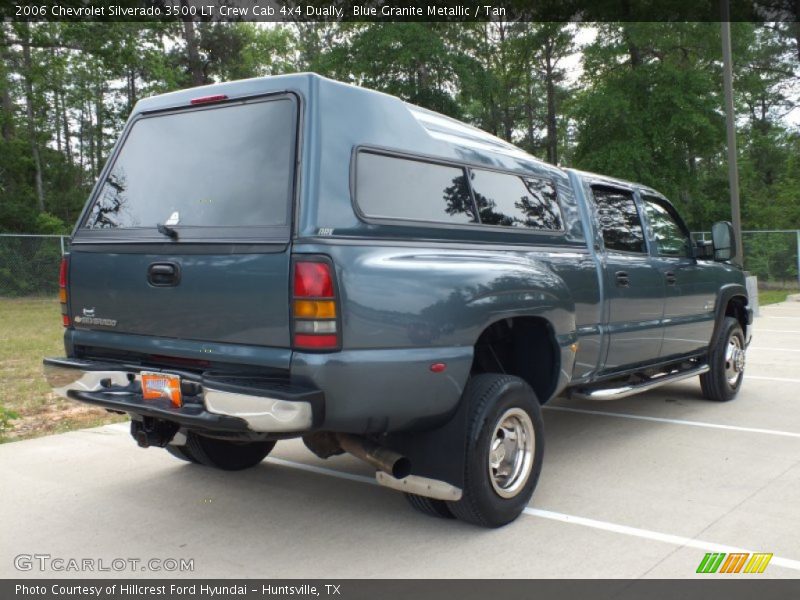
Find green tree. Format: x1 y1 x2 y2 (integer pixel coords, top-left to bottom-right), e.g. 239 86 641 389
571 23 726 227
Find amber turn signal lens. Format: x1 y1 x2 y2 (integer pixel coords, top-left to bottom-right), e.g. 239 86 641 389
293 300 337 319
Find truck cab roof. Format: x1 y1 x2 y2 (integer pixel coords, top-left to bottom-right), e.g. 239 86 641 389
569 167 667 201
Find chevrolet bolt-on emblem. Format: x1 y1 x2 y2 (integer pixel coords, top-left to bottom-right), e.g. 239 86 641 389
75 307 117 328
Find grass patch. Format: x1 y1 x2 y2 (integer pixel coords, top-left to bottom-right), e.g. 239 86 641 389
0 297 123 442
759 289 792 306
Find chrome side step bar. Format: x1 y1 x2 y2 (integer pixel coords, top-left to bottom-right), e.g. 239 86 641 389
570 364 710 401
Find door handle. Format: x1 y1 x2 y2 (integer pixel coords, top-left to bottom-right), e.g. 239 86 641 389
148 262 180 287
615 271 630 287
665 271 677 286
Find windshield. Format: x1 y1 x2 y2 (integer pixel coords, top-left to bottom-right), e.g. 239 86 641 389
83 97 295 231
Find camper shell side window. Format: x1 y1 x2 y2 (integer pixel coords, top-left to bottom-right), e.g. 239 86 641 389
352 148 565 236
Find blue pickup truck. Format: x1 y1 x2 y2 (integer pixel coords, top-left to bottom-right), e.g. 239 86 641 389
44 73 751 527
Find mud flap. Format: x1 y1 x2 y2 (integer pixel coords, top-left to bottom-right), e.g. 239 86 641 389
378 394 472 492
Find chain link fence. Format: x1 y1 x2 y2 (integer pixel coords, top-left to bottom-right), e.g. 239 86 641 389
692 230 800 289
0 234 69 297
0 231 798 297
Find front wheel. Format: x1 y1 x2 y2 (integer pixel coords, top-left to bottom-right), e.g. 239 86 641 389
700 316 746 402
447 374 544 528
177 432 275 471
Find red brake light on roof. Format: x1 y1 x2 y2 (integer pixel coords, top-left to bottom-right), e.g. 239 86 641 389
294 262 334 298
190 94 228 105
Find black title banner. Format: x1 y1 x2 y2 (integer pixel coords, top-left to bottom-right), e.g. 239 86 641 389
5 580 800 600
4 0 800 22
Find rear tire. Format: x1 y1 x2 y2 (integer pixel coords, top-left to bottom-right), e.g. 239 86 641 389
166 443 198 464
404 493 455 519
447 374 544 528
700 316 745 402
184 432 275 471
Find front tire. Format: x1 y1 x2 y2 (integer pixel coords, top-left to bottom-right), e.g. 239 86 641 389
183 432 275 471
700 316 746 402
447 374 544 528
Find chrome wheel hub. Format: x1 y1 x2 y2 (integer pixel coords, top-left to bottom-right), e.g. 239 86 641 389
488 407 535 499
724 335 745 386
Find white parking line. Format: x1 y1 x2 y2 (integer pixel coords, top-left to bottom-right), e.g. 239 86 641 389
543 406 800 439
747 375 800 383
754 330 800 334
267 456 376 485
523 508 800 572
749 347 800 352
262 457 800 573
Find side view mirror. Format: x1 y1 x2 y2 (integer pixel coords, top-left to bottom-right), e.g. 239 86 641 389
711 221 736 262
694 240 714 260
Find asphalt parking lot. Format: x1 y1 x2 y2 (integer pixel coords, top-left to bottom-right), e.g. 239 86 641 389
2 300 800 579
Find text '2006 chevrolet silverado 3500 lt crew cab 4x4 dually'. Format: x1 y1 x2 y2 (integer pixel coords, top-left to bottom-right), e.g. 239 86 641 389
44 73 752 528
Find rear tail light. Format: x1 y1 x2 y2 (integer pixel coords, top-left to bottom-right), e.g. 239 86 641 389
292 259 339 351
59 256 70 327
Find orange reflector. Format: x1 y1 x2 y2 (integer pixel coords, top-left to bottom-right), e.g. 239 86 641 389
59 288 68 303
141 372 182 408
294 300 337 319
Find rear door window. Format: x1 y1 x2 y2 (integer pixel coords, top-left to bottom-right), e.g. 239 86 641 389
355 152 476 224
82 97 296 236
591 186 647 253
469 169 563 230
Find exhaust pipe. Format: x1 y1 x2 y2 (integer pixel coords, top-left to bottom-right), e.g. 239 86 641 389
335 434 462 501
336 434 411 480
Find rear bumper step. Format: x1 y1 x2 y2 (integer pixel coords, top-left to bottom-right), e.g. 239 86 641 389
569 363 710 401
43 357 323 434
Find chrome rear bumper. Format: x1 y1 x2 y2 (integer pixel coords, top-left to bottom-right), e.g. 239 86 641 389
43 357 322 434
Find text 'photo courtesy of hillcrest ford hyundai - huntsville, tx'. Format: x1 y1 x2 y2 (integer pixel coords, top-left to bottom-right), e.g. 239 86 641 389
44 73 751 528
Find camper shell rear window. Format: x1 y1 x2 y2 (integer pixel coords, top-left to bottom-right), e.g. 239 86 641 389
78 95 297 242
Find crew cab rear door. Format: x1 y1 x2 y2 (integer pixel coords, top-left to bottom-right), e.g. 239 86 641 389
68 94 298 356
